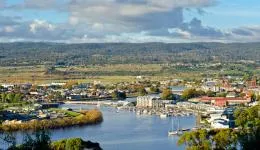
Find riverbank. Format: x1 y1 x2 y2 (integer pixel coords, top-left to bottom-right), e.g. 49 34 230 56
0 109 103 132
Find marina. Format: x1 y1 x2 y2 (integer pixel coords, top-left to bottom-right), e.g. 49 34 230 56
2 103 196 150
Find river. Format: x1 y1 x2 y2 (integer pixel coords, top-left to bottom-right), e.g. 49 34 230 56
52 103 195 150
1 102 196 150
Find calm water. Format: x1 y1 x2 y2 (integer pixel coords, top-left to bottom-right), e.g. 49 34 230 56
51 104 195 150
2 102 196 150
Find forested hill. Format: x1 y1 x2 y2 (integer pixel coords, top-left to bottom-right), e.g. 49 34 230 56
0 42 259 66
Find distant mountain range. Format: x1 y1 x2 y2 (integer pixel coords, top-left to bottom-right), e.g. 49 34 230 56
0 42 259 66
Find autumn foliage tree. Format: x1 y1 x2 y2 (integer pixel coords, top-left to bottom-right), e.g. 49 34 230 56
160 88 173 100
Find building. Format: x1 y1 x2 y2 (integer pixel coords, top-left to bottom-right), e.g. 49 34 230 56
189 96 251 107
202 81 220 92
246 77 257 88
136 96 162 108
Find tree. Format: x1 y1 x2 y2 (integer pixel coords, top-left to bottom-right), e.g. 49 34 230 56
0 93 7 102
178 129 239 150
234 105 260 150
206 91 216 97
13 93 23 103
213 129 237 150
256 95 260 101
181 89 205 100
51 138 102 150
178 129 212 150
137 88 147 96
65 138 83 150
160 88 173 100
216 92 227 97
15 130 51 150
111 91 126 100
150 86 159 93
234 105 260 128
63 81 78 90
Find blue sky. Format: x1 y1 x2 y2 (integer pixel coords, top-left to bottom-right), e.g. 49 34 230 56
0 0 260 43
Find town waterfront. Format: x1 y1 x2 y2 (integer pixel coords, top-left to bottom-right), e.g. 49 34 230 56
58 102 195 149
1 102 196 150
53 104 195 150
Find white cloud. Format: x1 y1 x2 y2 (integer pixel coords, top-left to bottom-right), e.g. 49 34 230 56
29 19 55 33
168 28 191 38
1 0 260 43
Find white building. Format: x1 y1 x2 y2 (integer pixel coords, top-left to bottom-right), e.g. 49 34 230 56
136 96 161 108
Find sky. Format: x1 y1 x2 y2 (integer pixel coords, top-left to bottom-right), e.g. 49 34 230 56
0 0 260 43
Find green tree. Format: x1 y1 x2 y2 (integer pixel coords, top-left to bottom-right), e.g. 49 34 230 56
138 88 147 96
0 93 7 102
216 92 227 97
160 88 173 100
213 129 237 150
178 129 212 150
111 91 126 100
206 91 216 97
51 138 102 150
181 89 205 100
150 86 159 93
65 138 83 150
13 94 23 103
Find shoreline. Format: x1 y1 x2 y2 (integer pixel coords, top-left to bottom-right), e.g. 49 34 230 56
0 109 103 132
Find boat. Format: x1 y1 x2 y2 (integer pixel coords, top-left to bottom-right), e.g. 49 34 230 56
168 117 178 136
168 131 178 136
96 101 101 107
136 110 141 115
168 117 183 136
160 113 167 118
181 128 190 131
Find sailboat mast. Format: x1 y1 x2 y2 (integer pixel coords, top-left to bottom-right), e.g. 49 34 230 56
177 117 180 131
171 117 173 131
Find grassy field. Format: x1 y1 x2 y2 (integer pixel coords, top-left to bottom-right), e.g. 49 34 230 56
49 108 81 117
0 64 209 84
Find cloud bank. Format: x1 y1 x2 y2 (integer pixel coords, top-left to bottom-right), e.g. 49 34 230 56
0 0 260 43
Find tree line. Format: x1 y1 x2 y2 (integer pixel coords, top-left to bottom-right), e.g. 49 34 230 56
1 130 102 150
0 42 259 66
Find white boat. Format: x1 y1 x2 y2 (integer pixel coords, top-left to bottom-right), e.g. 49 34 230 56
160 114 167 118
143 109 148 114
168 131 178 136
136 110 141 115
168 117 183 136
168 117 177 136
96 102 101 107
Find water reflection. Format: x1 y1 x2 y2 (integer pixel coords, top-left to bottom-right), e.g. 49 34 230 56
2 103 195 150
